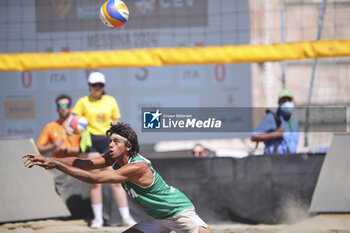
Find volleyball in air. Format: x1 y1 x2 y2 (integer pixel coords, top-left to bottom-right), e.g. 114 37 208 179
69 115 88 134
99 0 129 29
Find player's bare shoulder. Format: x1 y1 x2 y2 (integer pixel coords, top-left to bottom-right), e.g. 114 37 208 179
128 160 150 175
126 161 153 186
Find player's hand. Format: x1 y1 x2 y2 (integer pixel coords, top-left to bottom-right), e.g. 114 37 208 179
22 154 56 169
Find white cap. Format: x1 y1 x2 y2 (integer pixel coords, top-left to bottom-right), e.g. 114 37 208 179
88 72 106 84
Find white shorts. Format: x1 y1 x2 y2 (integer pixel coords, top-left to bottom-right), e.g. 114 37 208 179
131 207 208 233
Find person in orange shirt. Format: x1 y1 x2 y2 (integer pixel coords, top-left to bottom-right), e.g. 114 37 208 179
36 94 80 158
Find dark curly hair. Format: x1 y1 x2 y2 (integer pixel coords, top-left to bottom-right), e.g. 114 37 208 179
106 122 139 157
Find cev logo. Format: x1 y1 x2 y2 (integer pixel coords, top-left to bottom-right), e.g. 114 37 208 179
134 0 196 14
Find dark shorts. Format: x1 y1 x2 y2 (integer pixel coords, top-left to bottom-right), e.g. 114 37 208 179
89 134 109 154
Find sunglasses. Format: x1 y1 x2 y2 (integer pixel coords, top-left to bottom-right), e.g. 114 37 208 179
91 83 105 88
57 103 70 109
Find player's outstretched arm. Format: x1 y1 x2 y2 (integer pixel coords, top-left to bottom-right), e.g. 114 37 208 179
22 153 124 184
57 161 149 185
22 153 112 170
56 163 132 184
24 156 144 185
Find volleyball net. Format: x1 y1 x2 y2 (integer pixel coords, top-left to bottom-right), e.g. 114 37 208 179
1 0 350 69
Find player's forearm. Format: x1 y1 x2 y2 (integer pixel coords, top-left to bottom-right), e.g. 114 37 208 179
54 156 94 170
54 160 97 184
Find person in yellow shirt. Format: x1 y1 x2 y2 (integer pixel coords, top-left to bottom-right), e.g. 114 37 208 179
73 71 135 228
36 94 80 158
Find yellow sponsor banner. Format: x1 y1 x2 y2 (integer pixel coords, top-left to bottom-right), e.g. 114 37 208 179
0 39 350 71
4 101 36 119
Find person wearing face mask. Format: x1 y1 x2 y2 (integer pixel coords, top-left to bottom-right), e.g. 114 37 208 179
73 71 136 228
251 89 299 154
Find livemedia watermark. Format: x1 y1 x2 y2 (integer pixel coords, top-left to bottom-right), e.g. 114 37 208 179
141 107 347 133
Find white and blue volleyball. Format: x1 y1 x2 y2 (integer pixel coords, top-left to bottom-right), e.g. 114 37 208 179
100 0 129 29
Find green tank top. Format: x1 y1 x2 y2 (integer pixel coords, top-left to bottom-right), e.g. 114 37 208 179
112 154 193 219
